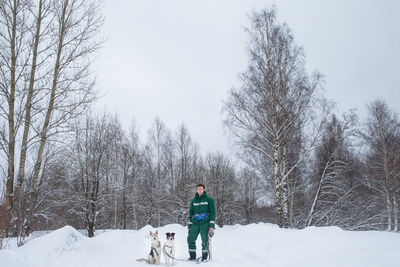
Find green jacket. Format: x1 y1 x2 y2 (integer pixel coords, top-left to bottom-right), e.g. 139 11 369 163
188 191 216 229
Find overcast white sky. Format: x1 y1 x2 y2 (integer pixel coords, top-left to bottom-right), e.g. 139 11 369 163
94 0 399 156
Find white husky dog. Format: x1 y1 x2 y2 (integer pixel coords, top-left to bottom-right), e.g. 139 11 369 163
136 230 161 265
163 232 175 266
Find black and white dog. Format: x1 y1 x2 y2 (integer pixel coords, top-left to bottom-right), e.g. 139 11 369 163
163 232 175 266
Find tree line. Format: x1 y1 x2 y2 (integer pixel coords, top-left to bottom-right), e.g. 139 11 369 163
223 8 399 231
0 3 399 244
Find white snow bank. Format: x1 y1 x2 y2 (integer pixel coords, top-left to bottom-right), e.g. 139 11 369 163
0 225 87 267
1 223 399 267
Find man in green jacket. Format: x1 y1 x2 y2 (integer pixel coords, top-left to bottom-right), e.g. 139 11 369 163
187 184 216 261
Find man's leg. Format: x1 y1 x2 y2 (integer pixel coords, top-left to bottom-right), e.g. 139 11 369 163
200 223 209 261
187 224 200 260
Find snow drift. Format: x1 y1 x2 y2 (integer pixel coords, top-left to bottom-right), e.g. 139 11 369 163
1 223 399 267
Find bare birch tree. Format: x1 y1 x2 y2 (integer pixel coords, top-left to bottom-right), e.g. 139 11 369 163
0 0 103 237
120 122 142 229
205 152 237 226
64 113 116 237
138 118 170 227
0 0 31 225
237 167 259 224
173 124 201 224
223 7 328 228
306 112 359 227
363 100 400 231
29 0 102 211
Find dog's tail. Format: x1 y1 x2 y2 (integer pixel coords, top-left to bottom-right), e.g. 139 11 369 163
136 258 149 263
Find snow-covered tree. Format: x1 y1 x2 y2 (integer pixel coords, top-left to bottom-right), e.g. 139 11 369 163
223 7 328 228
64 113 117 237
306 112 360 227
236 167 259 224
0 0 103 238
362 100 400 231
205 152 238 226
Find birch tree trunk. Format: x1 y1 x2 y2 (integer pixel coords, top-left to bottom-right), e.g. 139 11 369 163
394 195 399 232
31 0 68 197
4 0 18 215
15 0 46 219
0 0 33 237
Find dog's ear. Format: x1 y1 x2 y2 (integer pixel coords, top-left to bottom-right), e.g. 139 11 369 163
171 233 175 237
150 230 153 236
155 230 158 235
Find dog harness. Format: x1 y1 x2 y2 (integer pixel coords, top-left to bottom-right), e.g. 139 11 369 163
150 247 159 257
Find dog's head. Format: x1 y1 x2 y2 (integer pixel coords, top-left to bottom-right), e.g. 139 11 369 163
149 230 159 242
165 232 175 241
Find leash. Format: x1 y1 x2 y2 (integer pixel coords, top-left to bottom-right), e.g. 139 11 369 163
162 235 213 263
163 246 203 262
208 234 212 260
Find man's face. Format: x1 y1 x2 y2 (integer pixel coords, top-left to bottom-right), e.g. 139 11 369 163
197 186 204 196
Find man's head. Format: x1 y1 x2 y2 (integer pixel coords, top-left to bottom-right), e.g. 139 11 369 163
196 184 205 196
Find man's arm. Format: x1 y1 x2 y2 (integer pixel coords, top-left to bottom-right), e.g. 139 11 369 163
209 197 216 229
188 200 194 230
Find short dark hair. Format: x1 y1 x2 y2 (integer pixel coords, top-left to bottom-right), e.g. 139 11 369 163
196 184 205 189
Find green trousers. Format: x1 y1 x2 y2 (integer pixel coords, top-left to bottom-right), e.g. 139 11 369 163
187 222 209 253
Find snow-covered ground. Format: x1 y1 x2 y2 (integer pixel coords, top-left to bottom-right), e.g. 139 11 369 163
1 223 399 267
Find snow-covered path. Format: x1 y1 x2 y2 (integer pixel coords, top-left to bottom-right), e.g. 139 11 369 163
1 223 399 267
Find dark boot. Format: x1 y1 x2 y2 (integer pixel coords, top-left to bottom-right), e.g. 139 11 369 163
201 252 208 261
189 252 196 261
